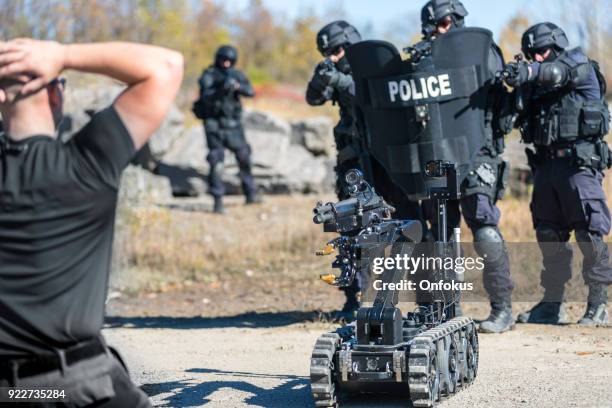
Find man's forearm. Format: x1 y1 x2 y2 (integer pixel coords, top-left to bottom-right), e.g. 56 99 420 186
64 41 183 149
63 42 183 86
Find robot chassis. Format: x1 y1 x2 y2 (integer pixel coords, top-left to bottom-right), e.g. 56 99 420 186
309 163 479 407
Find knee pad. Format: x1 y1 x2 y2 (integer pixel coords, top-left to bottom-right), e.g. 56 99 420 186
575 229 606 265
235 145 252 171
536 225 570 258
206 148 225 166
473 226 505 263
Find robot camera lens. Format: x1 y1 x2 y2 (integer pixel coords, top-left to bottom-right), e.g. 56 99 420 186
345 169 363 186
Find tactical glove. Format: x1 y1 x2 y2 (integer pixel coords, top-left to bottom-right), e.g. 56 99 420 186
504 61 530 87
312 60 340 89
223 76 240 93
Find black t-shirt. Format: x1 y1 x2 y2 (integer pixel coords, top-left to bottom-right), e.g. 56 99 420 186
0 107 134 356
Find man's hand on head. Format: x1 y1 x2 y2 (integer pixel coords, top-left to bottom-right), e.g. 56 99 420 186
0 39 65 95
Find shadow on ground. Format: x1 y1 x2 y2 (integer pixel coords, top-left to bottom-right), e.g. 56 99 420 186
142 368 311 408
105 310 325 330
141 367 414 408
155 162 206 197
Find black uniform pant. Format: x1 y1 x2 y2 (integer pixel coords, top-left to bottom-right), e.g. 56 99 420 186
205 118 256 198
0 347 150 407
422 193 514 304
531 159 612 298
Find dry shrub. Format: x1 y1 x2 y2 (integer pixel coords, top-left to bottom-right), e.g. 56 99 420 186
114 173 612 292
113 195 332 291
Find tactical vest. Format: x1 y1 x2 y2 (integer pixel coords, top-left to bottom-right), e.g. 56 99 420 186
200 67 243 121
523 52 610 148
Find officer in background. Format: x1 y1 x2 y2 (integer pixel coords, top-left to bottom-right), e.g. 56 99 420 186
407 0 515 333
195 45 258 214
503 23 611 325
0 39 183 406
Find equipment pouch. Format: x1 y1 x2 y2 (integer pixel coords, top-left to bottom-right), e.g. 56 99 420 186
580 101 607 138
192 98 206 119
595 140 612 170
530 107 558 146
574 142 606 170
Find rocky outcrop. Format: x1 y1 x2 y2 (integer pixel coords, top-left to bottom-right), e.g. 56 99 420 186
118 165 173 205
63 86 336 198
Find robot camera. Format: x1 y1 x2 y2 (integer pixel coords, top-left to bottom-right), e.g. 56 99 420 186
345 169 364 187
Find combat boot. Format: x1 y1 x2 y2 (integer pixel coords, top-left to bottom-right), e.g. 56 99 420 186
245 192 262 205
578 283 609 325
213 196 225 214
578 304 609 325
479 303 513 333
516 301 568 324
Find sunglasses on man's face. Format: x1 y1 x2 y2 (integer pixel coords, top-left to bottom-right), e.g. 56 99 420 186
324 46 343 57
50 78 67 90
529 48 550 59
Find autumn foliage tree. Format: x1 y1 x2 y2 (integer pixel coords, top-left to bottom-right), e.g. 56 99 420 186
0 0 324 88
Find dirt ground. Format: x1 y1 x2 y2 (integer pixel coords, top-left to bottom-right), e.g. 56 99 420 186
105 286 612 408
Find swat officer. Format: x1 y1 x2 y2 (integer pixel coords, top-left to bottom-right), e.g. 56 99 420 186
502 23 611 325
0 39 183 406
407 0 515 333
195 45 258 214
306 20 363 202
307 21 425 319
306 21 364 319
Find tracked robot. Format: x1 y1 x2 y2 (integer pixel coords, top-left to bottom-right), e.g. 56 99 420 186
310 163 477 407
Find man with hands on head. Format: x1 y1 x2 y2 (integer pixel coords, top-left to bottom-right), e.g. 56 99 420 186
0 39 183 407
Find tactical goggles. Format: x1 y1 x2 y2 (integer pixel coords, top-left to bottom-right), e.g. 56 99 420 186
526 47 550 60
324 46 343 57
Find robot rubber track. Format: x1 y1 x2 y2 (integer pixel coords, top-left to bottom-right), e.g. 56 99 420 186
309 316 479 407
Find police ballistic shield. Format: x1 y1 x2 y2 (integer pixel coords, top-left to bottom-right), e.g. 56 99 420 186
346 27 494 199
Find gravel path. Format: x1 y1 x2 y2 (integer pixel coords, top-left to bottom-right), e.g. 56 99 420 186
103 316 612 408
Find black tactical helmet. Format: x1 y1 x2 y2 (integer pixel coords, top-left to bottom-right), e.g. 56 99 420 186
521 22 569 60
316 20 362 57
215 45 238 67
421 0 468 37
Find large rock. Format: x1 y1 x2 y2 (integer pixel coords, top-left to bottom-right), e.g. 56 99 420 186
148 105 185 157
63 85 185 157
160 111 335 194
118 165 173 204
291 116 334 157
243 109 291 135
62 86 335 196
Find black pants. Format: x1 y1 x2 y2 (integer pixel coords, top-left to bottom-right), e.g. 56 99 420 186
531 159 612 291
204 118 256 198
0 350 150 407
422 193 514 304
